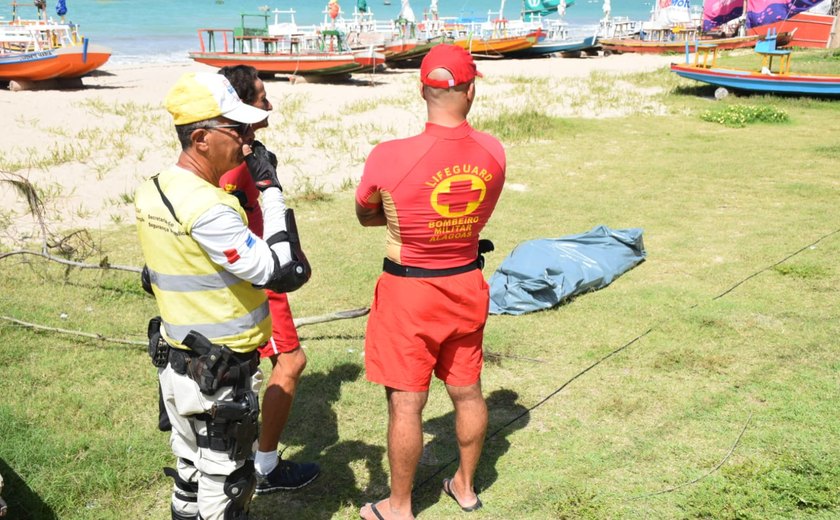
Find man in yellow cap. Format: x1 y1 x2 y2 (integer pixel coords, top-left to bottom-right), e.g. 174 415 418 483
135 71 311 520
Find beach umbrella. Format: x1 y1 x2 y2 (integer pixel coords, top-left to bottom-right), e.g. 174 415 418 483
357 0 368 12
56 0 67 17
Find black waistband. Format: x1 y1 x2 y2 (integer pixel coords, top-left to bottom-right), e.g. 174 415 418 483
383 257 480 278
168 346 259 376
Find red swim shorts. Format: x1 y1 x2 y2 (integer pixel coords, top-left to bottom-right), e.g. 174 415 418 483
257 290 301 358
364 269 489 392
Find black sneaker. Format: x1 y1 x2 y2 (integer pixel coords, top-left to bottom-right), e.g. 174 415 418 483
254 460 320 494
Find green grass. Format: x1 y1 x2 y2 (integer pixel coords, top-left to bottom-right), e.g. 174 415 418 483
1 57 839 519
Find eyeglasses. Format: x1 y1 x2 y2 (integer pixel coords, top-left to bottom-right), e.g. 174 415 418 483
203 122 251 137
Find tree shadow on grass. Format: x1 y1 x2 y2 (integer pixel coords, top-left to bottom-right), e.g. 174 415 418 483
0 458 57 520
281 362 363 461
412 388 530 516
250 362 389 519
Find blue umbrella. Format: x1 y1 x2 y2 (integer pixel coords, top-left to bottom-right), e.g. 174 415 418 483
56 0 67 17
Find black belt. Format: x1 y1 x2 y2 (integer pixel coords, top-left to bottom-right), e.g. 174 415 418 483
383 257 480 278
167 346 259 377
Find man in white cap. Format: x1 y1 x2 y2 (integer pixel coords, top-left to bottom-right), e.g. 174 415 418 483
135 72 311 520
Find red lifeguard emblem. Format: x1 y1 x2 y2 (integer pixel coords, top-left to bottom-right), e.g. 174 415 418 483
430 176 486 219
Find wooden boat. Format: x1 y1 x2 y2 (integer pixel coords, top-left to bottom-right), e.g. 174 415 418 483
506 34 598 58
383 36 444 63
189 15 385 77
746 12 836 49
0 43 111 81
503 6 599 59
599 34 760 54
670 37 840 97
452 32 538 56
704 0 835 49
190 51 365 76
0 2 110 83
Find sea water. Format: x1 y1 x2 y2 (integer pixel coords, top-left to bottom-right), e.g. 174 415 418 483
11 0 655 64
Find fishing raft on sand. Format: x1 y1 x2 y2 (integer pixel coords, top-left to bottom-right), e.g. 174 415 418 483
189 11 385 79
670 31 840 97
0 1 111 89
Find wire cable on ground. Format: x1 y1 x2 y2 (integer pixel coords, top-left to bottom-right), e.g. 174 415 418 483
712 228 839 301
415 227 838 493
624 411 753 501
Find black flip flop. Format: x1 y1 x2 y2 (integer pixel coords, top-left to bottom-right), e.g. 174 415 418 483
360 501 386 520
442 478 483 512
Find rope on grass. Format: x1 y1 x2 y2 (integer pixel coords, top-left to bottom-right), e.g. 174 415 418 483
0 307 370 347
414 226 838 493
414 326 654 491
625 411 753 501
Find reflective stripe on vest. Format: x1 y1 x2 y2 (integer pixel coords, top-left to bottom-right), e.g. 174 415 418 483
149 268 242 292
135 166 270 353
162 301 270 344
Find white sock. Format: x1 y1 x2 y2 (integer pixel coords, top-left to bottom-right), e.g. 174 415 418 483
254 450 279 476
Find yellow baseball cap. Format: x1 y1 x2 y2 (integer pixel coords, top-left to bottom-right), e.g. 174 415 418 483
164 72 268 126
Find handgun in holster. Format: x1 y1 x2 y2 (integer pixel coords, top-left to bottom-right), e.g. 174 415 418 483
207 392 260 461
146 316 169 368
182 330 236 396
478 239 495 270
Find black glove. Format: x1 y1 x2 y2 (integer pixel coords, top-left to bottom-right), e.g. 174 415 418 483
245 140 282 191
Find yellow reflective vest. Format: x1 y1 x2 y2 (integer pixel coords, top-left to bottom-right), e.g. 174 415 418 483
135 166 270 353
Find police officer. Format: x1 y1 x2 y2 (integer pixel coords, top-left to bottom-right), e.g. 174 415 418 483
135 72 310 520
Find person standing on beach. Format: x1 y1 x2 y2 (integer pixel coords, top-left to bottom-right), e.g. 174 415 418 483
217 65 320 494
355 44 505 520
135 71 310 520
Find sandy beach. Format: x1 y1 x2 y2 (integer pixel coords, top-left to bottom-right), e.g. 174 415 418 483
0 53 677 240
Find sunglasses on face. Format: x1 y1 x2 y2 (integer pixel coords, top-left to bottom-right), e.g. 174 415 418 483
203 122 251 137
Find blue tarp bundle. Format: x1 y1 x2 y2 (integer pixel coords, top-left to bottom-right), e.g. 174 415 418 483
488 225 646 315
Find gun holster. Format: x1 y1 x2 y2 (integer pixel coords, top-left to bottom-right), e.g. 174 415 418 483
182 331 257 396
184 331 231 396
147 317 169 368
477 239 495 270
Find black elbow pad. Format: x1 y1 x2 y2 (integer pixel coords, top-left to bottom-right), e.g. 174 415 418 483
262 209 312 293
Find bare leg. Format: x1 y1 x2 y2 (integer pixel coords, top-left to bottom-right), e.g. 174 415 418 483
444 380 487 507
259 348 306 452
360 387 426 520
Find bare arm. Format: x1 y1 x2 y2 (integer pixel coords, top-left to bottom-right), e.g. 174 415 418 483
355 200 386 227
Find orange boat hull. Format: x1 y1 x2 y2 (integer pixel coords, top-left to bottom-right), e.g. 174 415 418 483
0 44 110 81
54 44 111 78
453 35 535 55
189 52 365 76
